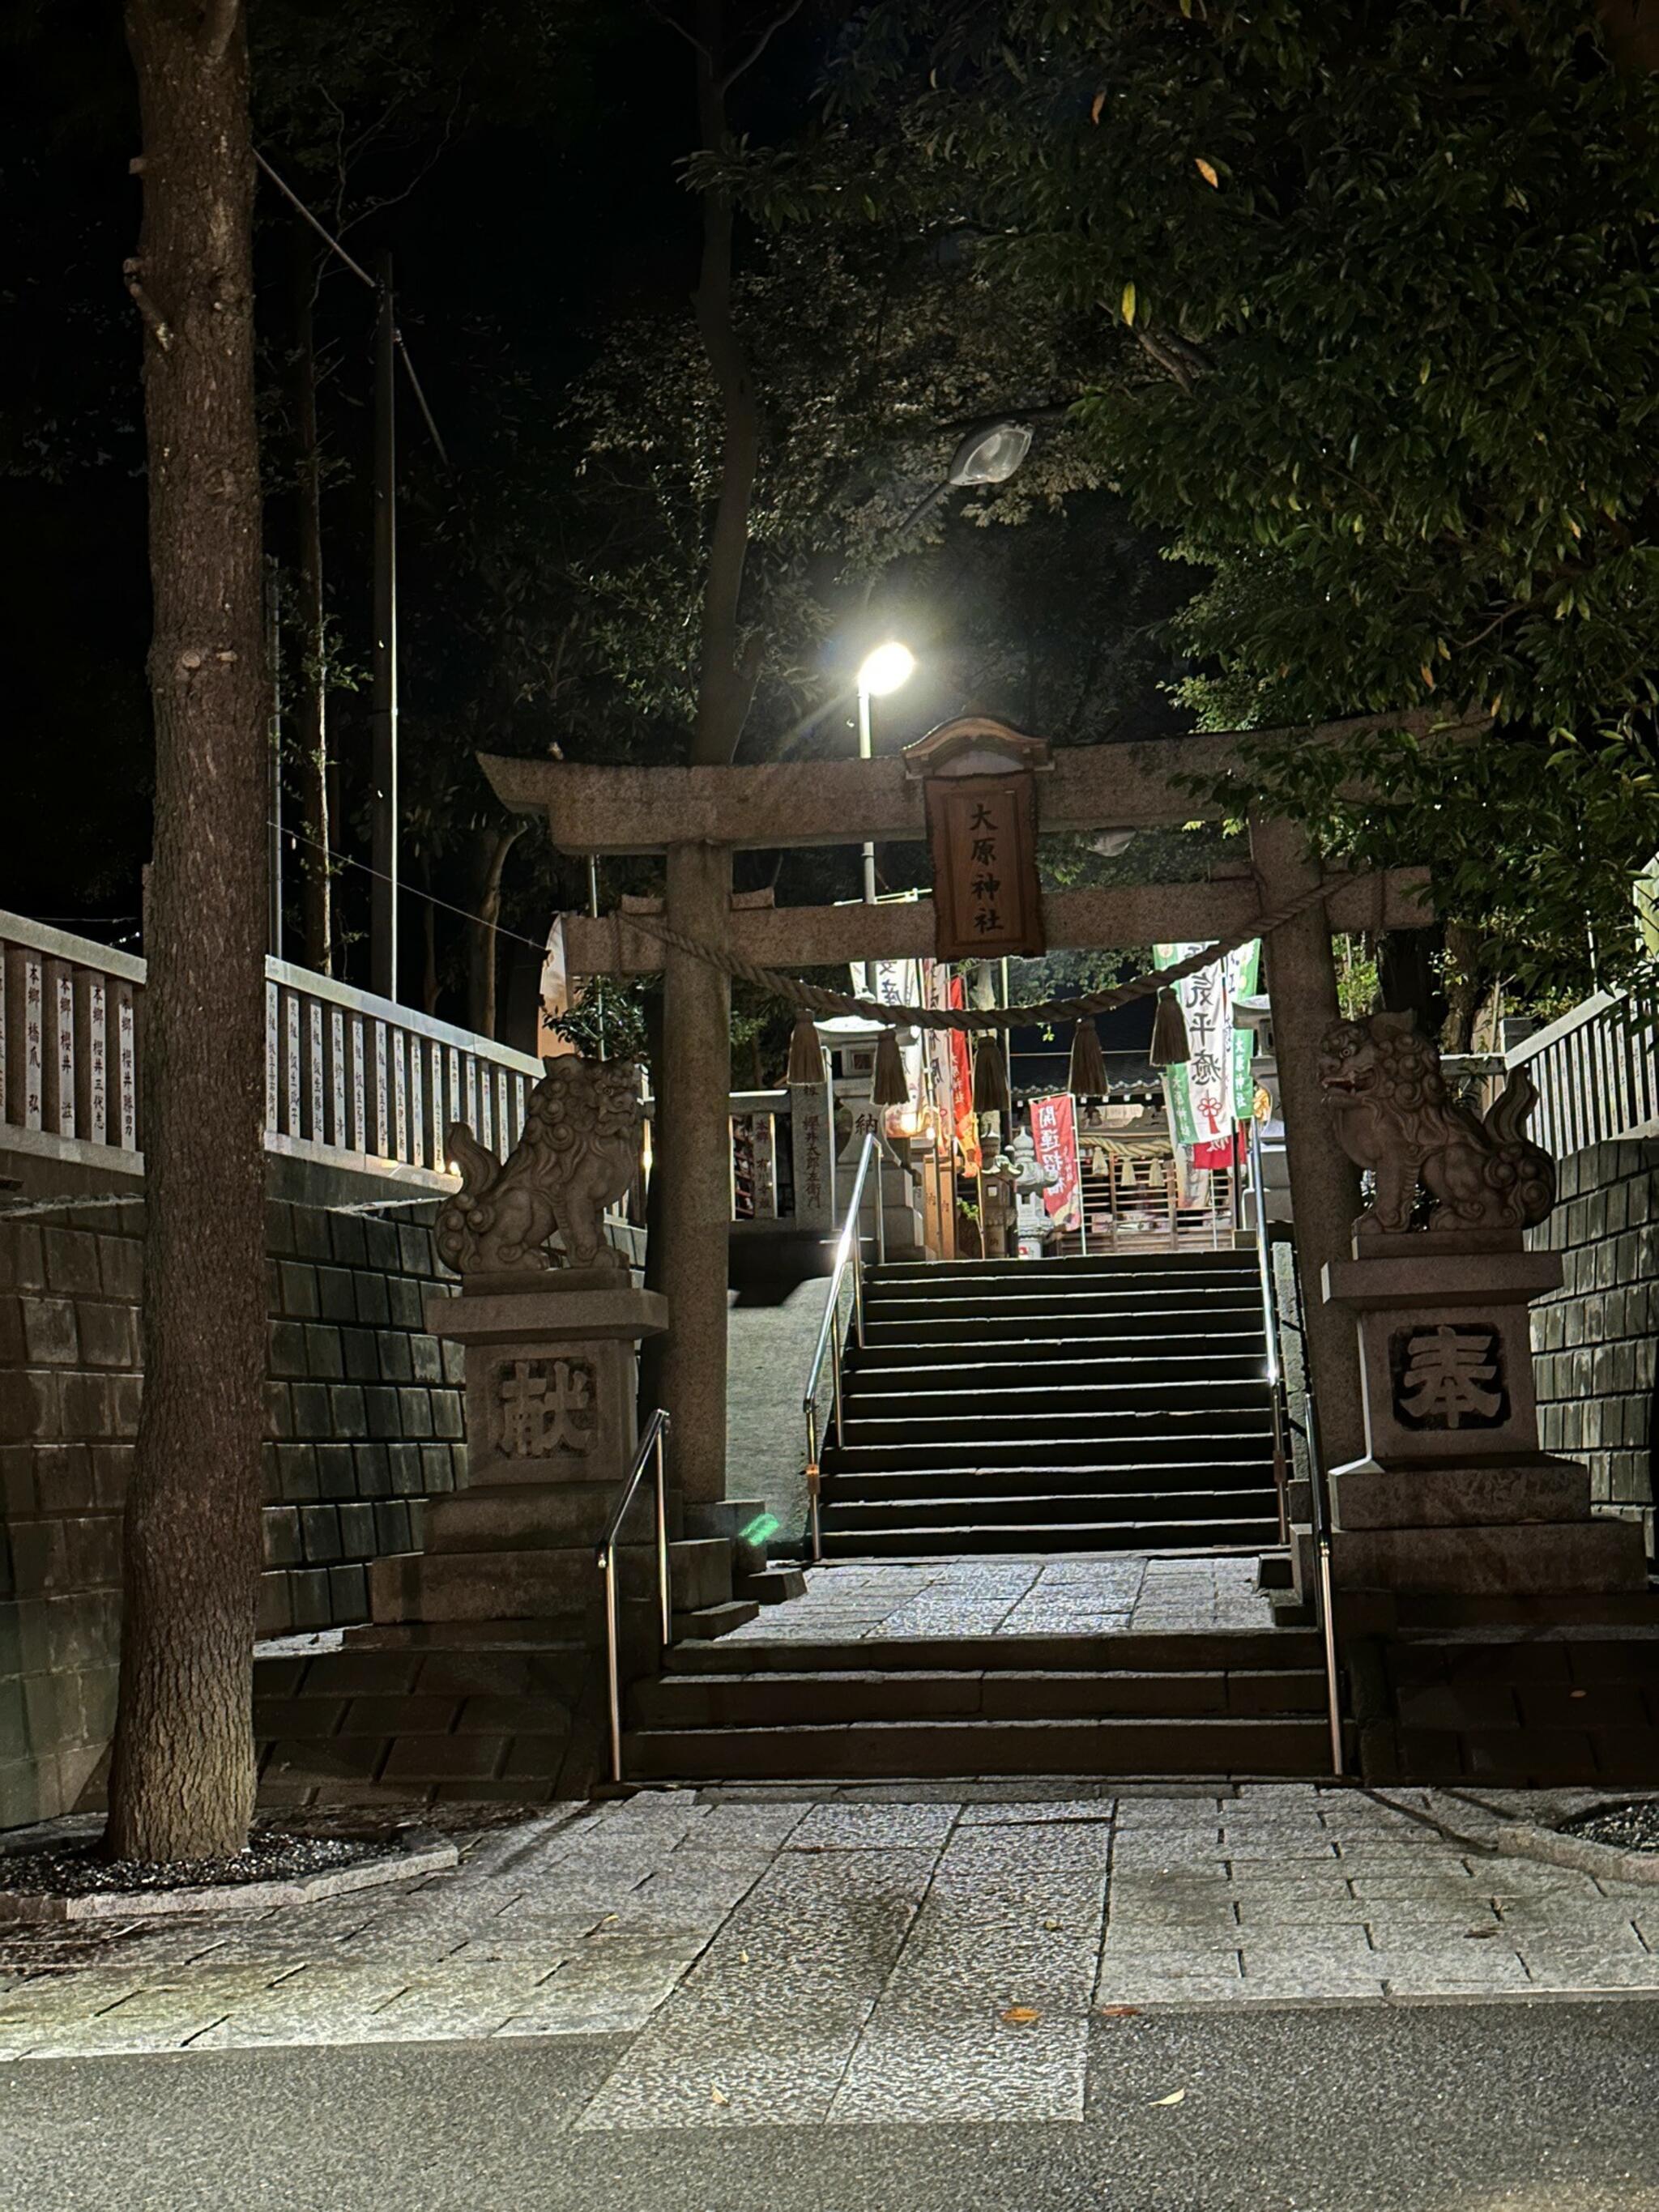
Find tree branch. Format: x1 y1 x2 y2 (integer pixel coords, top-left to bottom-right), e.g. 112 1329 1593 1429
717 0 807 96
647 1 714 65
123 258 173 350
1133 324 1209 391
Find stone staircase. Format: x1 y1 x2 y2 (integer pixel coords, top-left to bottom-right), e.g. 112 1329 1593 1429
819 1252 1282 1558
621 1626 1332 1780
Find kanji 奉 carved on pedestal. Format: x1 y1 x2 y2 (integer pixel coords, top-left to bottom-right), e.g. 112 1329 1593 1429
1318 1012 1555 1235
437 1055 642 1274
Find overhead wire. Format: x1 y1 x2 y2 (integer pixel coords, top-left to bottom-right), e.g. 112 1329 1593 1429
269 820 555 960
253 147 450 470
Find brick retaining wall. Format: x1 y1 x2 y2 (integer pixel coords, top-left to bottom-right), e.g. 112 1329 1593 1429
1529 1140 1658 1559
0 1195 465 1829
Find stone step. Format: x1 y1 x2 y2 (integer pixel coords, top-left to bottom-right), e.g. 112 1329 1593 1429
824 1434 1274 1474
621 1714 1332 1781
1384 1589 1659 1630
631 1667 1328 1728
863 1293 1263 1325
735 1566 808 1605
819 1515 1282 1558
839 1379 1273 1421
847 1347 1270 1385
860 1316 1262 1352
1358 1721 1659 1788
825 1458 1278 1503
821 1486 1282 1532
421 1482 650 1554
1333 1518 1649 1597
835 1407 1275 1443
865 1260 1257 1289
665 1627 1323 1674
673 1599 761 1640
369 1536 732 1625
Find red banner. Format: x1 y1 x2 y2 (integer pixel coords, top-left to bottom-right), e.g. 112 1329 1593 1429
1030 1093 1081 1232
949 975 979 1174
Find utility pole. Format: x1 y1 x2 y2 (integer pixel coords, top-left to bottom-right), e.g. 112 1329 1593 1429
370 251 399 1000
267 560 282 957
856 681 878 906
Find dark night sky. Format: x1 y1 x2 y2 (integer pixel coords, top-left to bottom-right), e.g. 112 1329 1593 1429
2 5 1166 1056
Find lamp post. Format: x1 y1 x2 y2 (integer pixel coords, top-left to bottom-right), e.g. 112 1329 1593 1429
855 640 917 905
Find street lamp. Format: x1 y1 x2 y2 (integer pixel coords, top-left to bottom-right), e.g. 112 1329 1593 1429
946 419 1034 488
856 640 917 903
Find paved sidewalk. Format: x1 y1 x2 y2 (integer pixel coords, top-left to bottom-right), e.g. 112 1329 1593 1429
723 1555 1276 1642
2 1783 1656 2127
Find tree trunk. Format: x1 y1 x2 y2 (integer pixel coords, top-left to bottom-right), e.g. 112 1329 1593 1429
292 222 331 974
107 0 268 1863
1439 920 1489 1054
466 823 522 1040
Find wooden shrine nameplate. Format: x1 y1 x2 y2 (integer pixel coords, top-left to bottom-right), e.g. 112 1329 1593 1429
912 719 1048 962
923 774 1046 960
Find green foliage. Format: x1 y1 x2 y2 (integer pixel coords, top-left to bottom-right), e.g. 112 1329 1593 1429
561 220 1111 759
832 0 1659 1002
1212 721 1659 1005
552 980 651 1065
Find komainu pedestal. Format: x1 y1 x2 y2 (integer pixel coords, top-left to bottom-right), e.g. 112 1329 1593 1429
368 1269 672 1626
368 1056 721 1629
1318 1015 1646 1596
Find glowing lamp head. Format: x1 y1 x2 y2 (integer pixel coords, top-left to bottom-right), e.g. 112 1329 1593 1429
947 418 1034 487
858 641 917 697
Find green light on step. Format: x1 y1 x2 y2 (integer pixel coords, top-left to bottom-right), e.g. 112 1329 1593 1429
740 1513 781 1546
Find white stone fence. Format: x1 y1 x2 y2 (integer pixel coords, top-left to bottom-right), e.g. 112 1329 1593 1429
0 911 783 1230
0 910 542 1195
1505 990 1659 1162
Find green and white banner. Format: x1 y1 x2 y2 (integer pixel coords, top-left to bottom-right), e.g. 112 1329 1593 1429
1152 939 1260 1151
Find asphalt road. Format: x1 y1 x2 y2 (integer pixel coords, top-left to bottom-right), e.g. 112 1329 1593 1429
3 2001 1656 2212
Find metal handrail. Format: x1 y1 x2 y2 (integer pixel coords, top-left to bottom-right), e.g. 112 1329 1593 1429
802 1128 884 1562
1247 1115 1293 1547
1301 1375 1346 1779
1274 1248 1346 1779
595 1407 672 1787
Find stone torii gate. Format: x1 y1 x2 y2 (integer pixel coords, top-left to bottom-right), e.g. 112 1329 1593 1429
481 714 1437 1528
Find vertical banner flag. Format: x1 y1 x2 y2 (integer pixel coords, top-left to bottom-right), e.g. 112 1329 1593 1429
948 974 979 1174
925 960 957 1143
1030 1092 1083 1233
1226 938 1261 1123
1152 939 1260 1157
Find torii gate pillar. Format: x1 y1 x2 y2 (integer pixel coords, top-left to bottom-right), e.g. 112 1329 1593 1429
1249 815 1365 1470
656 841 733 1507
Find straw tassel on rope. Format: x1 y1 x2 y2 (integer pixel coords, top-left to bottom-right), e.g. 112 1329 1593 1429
1150 986 1190 1068
1067 1014 1107 1098
785 1012 824 1084
972 1034 1012 1116
871 1028 911 1108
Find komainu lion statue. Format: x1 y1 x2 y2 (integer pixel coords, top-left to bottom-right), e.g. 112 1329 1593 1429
436 1055 642 1275
1318 1012 1555 1235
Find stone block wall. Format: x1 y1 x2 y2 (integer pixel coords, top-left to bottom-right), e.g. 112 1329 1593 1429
0 1194 465 1830
1529 1140 1658 1559
259 1200 464 1634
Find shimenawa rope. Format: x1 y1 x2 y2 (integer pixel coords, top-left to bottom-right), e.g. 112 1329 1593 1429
608 871 1355 1032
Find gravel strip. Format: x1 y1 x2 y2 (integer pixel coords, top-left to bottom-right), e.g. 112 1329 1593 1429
1556 1800 1659 1856
0 1834 377 1900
